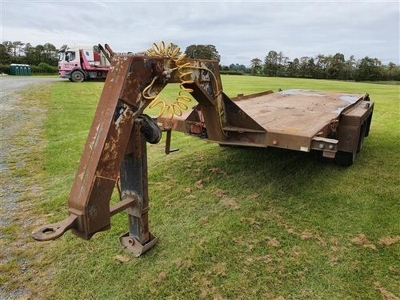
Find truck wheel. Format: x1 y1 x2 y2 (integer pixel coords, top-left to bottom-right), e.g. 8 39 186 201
71 71 85 82
334 151 355 167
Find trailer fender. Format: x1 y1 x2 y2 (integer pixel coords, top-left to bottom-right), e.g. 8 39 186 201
336 100 374 154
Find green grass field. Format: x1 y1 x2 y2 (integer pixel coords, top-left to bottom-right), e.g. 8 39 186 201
2 76 399 299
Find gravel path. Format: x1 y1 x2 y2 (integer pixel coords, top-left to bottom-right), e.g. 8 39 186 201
0 76 61 226
0 75 61 96
0 75 62 300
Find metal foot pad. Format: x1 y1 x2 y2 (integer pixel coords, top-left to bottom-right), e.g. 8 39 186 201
119 232 158 257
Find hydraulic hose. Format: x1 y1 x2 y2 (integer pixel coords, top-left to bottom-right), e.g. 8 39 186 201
143 41 227 136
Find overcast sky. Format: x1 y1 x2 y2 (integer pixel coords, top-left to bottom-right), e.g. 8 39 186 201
1 0 399 66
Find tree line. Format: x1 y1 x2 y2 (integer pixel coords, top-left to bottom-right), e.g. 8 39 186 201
1 41 58 66
249 51 400 81
184 45 400 82
0 41 59 74
1 40 399 81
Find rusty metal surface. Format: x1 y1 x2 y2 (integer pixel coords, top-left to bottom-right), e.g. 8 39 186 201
120 232 159 257
32 215 78 241
233 89 364 138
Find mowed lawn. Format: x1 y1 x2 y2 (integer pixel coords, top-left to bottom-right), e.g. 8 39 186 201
4 75 400 299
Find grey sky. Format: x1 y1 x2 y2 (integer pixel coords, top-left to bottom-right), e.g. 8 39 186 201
1 0 399 66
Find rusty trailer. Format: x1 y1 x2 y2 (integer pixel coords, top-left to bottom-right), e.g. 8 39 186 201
32 42 374 255
160 88 373 167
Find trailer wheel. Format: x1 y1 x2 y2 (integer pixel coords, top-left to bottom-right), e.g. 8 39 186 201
334 151 355 167
71 70 85 82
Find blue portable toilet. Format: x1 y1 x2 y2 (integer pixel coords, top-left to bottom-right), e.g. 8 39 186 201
10 64 17 75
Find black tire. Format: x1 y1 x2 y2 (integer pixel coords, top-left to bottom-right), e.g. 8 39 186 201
71 70 85 82
313 150 332 164
334 151 355 167
140 114 162 144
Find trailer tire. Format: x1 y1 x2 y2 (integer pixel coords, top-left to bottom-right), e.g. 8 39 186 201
334 151 355 167
71 70 85 82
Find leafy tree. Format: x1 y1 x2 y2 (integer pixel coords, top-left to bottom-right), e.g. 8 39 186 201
286 58 300 78
299 56 315 78
2 41 13 57
264 50 279 76
250 58 262 75
381 62 400 81
185 44 220 61
276 52 288 77
344 55 356 80
12 41 25 57
34 44 45 65
0 44 11 64
325 53 345 79
23 43 35 64
229 63 247 73
355 57 383 81
229 63 237 70
314 54 328 79
221 65 230 71
43 43 58 65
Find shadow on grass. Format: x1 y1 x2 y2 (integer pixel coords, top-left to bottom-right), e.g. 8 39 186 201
188 144 337 199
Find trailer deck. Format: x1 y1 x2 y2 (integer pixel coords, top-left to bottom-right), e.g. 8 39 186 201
234 89 361 137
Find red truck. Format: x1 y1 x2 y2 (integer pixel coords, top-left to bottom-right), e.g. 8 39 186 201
58 44 114 82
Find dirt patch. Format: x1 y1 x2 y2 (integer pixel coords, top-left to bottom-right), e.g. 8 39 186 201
374 282 399 300
350 233 377 250
379 236 400 246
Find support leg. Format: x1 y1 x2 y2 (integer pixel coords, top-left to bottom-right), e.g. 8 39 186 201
119 117 159 256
